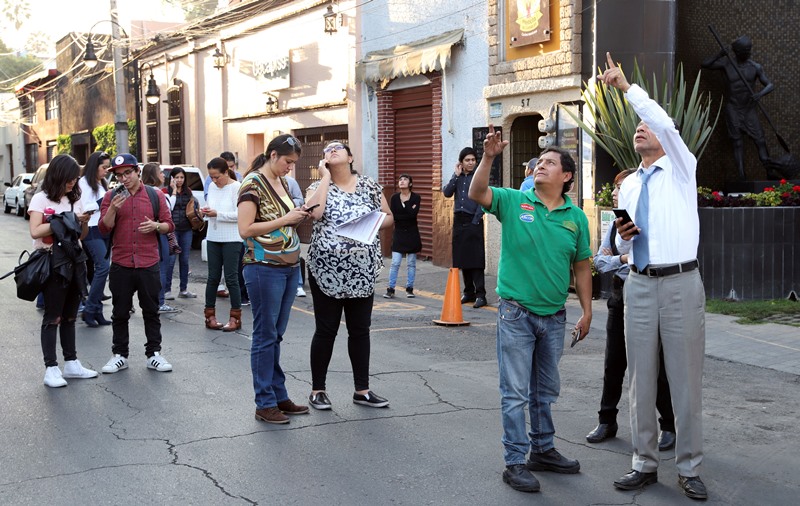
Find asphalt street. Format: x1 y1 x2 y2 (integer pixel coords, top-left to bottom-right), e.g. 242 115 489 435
0 211 798 505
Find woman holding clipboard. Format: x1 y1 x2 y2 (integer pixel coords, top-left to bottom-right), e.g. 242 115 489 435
303 141 393 411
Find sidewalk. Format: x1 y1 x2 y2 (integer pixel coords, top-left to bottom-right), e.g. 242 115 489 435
381 257 800 377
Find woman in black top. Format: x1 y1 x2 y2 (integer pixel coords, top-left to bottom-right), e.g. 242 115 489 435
164 167 196 298
383 174 421 298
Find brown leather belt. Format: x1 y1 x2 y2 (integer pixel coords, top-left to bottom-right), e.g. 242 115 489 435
630 260 699 278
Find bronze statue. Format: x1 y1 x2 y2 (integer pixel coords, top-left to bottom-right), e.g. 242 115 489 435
702 35 774 181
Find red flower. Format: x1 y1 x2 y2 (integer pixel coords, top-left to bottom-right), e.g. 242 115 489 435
764 187 774 192
793 185 800 192
782 192 790 198
780 179 787 184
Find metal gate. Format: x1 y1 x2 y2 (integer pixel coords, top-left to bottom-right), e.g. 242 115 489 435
392 86 433 259
292 125 349 243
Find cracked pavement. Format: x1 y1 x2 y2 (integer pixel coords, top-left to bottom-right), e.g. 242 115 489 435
0 214 798 505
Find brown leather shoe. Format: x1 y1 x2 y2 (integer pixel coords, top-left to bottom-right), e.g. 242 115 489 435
222 308 242 332
217 289 229 298
204 307 223 330
255 406 289 424
277 399 310 415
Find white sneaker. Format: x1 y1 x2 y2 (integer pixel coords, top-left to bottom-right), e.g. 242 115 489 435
158 304 180 314
43 366 67 388
102 354 129 374
164 291 175 300
62 359 98 379
296 287 307 297
147 352 172 372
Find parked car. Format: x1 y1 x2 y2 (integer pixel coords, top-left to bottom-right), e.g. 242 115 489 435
3 173 34 216
22 163 49 220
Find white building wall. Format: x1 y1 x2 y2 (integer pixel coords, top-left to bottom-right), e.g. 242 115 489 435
357 2 489 183
0 94 24 186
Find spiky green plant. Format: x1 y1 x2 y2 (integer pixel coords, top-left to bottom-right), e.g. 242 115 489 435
566 61 720 171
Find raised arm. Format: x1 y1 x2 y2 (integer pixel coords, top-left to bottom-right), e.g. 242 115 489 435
468 124 508 208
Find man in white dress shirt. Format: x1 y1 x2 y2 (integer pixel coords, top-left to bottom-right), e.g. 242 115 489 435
599 52 707 501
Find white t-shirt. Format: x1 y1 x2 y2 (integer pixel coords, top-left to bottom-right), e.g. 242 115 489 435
28 192 84 250
78 176 106 227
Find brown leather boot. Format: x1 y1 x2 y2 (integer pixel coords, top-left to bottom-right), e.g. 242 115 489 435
204 307 223 330
222 308 242 332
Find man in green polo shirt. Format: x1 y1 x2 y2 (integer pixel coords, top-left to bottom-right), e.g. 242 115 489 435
469 126 593 493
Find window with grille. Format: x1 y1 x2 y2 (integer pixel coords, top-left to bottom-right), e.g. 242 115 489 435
20 96 36 123
167 83 184 165
146 101 160 162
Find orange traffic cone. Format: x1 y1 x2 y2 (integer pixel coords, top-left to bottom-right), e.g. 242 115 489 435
433 268 470 326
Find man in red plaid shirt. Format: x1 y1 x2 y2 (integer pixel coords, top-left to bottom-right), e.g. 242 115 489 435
98 154 175 374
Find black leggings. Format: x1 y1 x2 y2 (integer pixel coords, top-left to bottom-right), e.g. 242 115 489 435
41 275 81 367
309 275 373 392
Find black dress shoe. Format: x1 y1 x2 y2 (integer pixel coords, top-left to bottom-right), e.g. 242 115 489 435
658 430 676 451
526 448 580 474
614 469 658 490
82 312 99 328
94 312 112 326
502 464 540 493
678 475 707 500
586 422 618 443
473 297 488 308
460 295 476 304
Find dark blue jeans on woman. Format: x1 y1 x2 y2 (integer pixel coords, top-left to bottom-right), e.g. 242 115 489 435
165 229 193 293
244 263 299 409
82 226 110 315
205 241 242 310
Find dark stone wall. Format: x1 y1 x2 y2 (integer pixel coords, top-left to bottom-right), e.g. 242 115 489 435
676 1 800 188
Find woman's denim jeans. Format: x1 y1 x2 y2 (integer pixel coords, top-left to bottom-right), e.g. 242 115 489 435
496 299 567 465
82 227 110 315
244 263 299 409
388 251 416 289
165 229 193 293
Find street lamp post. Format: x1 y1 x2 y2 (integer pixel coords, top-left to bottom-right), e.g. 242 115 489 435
83 0 129 155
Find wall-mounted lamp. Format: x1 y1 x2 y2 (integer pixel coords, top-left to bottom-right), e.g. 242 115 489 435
143 63 160 105
324 4 338 34
264 92 279 112
212 45 228 70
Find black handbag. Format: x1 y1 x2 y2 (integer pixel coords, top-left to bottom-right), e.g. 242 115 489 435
0 249 52 301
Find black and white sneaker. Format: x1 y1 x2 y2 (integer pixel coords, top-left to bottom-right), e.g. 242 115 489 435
406 287 415 298
383 288 395 299
309 391 332 410
353 390 389 408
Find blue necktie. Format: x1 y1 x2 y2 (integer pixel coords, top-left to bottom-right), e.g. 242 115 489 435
633 167 660 271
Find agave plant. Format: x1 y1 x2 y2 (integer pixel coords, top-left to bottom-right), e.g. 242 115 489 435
566 61 721 171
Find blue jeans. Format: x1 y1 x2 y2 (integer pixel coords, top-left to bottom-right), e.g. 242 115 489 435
244 263 299 409
82 227 110 314
388 251 416 289
166 229 193 293
496 299 567 465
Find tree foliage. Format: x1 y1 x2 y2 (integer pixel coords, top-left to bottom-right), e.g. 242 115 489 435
566 61 721 171
163 0 217 21
92 119 138 157
0 37 41 92
2 0 30 31
56 134 71 155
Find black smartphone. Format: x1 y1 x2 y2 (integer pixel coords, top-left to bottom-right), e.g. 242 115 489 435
570 328 581 348
305 203 320 212
612 208 639 235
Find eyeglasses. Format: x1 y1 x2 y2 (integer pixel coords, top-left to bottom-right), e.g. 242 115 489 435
323 143 346 154
282 136 300 148
115 168 136 179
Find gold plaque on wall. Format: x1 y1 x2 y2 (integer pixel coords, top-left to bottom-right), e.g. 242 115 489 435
508 0 551 47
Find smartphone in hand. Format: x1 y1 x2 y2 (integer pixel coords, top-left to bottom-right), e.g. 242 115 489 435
612 208 639 235
116 186 131 199
570 328 582 348
305 203 320 212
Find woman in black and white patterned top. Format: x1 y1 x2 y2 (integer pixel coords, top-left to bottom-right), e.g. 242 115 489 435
303 141 394 410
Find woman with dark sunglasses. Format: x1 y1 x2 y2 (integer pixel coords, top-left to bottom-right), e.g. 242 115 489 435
303 140 394 410
238 135 312 424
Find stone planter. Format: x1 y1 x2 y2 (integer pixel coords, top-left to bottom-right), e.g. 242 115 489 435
697 207 799 300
